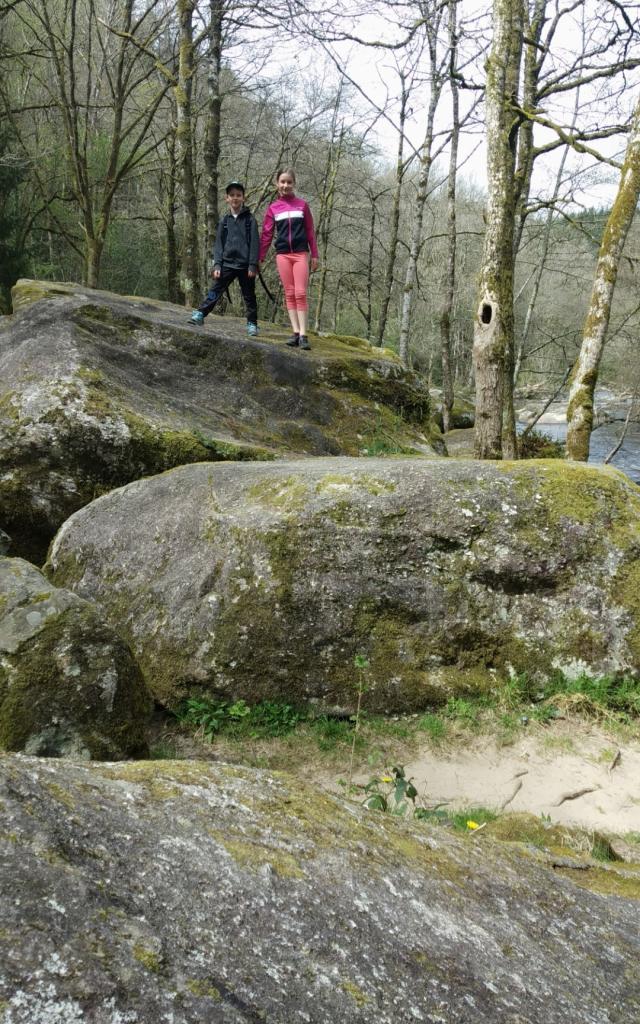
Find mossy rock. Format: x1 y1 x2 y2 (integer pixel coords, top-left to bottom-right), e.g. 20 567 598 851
2 754 640 1022
2 281 437 562
0 557 151 758
47 456 640 713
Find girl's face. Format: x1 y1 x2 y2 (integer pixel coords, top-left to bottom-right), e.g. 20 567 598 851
277 173 295 197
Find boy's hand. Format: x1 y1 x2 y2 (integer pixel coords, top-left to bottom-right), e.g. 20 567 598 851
248 269 256 279
212 268 221 279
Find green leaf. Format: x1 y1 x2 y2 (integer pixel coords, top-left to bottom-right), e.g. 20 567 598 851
364 793 387 812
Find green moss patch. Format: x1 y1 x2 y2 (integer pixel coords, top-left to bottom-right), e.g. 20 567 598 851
248 477 309 511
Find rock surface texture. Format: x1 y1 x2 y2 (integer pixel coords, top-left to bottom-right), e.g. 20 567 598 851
1 754 639 1024
0 557 151 758
1 281 435 561
48 457 640 711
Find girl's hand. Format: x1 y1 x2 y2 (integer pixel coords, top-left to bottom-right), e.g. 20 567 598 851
310 258 319 272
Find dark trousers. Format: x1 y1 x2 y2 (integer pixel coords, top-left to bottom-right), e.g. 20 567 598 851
197 266 257 323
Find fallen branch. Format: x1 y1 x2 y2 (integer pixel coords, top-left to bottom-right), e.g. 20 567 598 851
608 749 622 773
550 857 590 870
499 778 523 811
604 396 638 465
553 786 598 807
520 367 572 439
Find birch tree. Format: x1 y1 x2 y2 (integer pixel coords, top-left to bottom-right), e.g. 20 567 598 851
439 0 460 434
375 65 409 347
313 80 346 331
566 96 640 461
397 2 446 366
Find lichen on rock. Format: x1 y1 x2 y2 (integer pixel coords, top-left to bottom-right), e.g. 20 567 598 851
47 456 640 712
1 281 436 562
0 557 151 759
1 754 639 1023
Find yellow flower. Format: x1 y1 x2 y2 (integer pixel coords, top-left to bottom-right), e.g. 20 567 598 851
381 776 393 784
466 820 480 830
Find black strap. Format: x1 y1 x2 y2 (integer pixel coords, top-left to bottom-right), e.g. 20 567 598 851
257 268 275 302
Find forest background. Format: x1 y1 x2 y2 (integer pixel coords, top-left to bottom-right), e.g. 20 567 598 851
1 0 639 455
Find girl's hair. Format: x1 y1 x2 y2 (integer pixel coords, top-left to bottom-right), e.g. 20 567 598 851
275 166 296 183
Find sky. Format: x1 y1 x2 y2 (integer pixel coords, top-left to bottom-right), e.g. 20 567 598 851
283 0 639 211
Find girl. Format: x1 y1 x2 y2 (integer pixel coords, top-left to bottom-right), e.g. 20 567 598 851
258 167 319 350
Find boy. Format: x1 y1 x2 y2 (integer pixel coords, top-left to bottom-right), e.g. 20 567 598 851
190 181 259 336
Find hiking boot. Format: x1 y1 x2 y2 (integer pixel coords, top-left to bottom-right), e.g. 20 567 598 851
247 322 259 337
285 333 300 347
299 335 311 350
190 310 204 325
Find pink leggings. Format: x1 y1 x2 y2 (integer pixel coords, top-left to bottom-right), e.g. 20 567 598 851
276 252 310 311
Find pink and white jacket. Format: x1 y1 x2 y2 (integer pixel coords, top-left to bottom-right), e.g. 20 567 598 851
258 195 319 261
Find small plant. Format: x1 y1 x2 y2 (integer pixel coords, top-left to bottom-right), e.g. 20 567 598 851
519 429 565 460
348 654 370 786
590 835 617 862
444 696 481 726
363 765 419 816
177 696 232 740
448 807 498 833
310 715 354 750
417 713 447 741
531 702 559 724
361 772 498 834
176 696 306 741
537 672 640 721
360 418 417 457
149 740 178 760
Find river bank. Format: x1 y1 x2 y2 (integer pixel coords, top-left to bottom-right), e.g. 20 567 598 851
517 387 640 482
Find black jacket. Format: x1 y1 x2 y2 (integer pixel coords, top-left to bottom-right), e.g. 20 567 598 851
213 207 259 272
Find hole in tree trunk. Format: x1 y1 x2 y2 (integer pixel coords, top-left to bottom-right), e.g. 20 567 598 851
481 303 492 325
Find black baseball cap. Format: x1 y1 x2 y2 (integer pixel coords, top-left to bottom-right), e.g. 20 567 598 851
225 180 245 194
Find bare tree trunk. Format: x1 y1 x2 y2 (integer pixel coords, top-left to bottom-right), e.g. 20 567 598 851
473 0 525 459
375 70 408 347
398 80 441 365
166 125 180 303
566 98 640 461
313 82 345 331
512 0 546 257
513 112 575 384
332 279 341 333
439 0 459 434
204 0 223 270
176 0 199 307
364 200 376 341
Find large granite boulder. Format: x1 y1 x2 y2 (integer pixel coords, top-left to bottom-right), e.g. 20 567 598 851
1 280 436 561
48 457 640 712
1 754 639 1023
0 557 151 758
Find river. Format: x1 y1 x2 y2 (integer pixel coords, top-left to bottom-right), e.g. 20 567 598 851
517 389 640 484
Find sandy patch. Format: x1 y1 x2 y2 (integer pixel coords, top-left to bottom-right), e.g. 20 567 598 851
391 724 640 834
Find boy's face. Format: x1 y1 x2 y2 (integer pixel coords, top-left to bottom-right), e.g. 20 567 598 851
226 188 244 213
